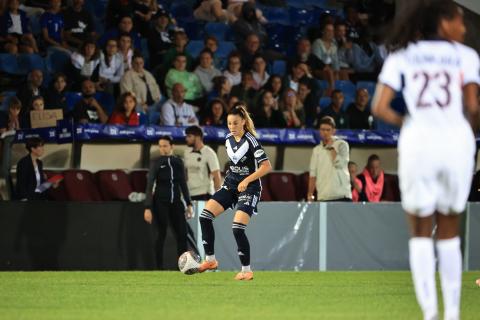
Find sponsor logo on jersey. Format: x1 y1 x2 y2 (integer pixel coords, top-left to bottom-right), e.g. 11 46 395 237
254 149 265 157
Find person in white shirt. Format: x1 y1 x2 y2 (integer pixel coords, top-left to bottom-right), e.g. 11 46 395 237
98 38 124 94
160 83 199 126
184 125 222 200
223 52 242 87
251 54 269 90
307 116 351 201
194 49 222 94
372 2 480 320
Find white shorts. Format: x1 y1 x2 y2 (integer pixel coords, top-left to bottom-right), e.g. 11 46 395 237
398 124 475 217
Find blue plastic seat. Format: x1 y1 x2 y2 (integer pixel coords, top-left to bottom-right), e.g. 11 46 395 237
289 7 317 26
205 22 230 41
0 91 17 111
148 111 161 125
271 60 287 76
335 80 356 97
46 49 71 74
316 79 329 93
263 7 290 25
186 40 204 58
95 92 115 115
65 92 82 111
356 81 376 97
170 3 194 20
216 41 236 58
0 54 23 75
319 97 331 109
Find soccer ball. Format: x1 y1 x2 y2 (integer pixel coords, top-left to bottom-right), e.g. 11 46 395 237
178 251 201 275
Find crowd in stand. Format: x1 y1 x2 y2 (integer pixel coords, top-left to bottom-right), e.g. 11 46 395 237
0 0 395 132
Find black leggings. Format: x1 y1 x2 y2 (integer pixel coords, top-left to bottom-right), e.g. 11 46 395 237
153 199 188 269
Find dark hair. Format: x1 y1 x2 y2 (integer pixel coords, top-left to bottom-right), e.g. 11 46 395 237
262 74 283 94
132 53 144 61
228 103 257 136
367 154 380 167
51 72 67 90
80 40 99 60
115 91 137 113
318 116 336 129
26 137 44 152
298 78 311 90
209 98 227 114
204 35 218 45
199 48 213 58
8 96 22 110
331 89 343 97
185 125 204 138
212 75 228 92
159 135 173 145
103 38 118 67
386 0 461 51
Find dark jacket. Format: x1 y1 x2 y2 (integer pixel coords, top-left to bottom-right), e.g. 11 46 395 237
16 154 45 200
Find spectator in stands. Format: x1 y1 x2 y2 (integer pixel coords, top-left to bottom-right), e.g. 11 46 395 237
69 39 100 89
318 89 349 129
144 135 193 269
350 29 383 80
251 54 269 90
226 95 239 113
194 0 228 23
297 79 319 128
202 98 227 127
208 75 231 104
100 15 141 49
0 96 22 132
227 0 266 24
108 91 139 125
16 69 45 110
239 33 262 71
118 33 133 71
63 0 96 50
307 116 351 201
280 88 305 128
160 83 199 126
232 1 266 45
0 0 39 54
346 88 372 129
230 71 257 110
132 0 155 37
284 61 310 92
40 0 69 51
30 95 44 112
70 79 108 124
120 54 161 113
44 72 67 111
357 154 384 202
255 90 285 128
184 125 222 200
263 74 283 102
334 21 353 78
348 161 362 202
162 30 193 72
312 23 339 79
98 38 124 95
105 0 134 29
223 51 242 87
344 4 361 42
289 38 329 84
16 137 49 200
203 35 221 69
164 53 203 102
147 10 173 68
194 49 222 94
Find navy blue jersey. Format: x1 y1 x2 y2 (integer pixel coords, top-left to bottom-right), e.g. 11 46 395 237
223 132 268 192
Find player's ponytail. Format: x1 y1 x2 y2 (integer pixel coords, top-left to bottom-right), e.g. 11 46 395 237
228 103 257 137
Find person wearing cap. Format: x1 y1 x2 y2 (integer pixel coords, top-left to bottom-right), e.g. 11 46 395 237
184 125 222 201
147 9 174 68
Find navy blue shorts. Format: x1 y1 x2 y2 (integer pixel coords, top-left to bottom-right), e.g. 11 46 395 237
211 185 261 216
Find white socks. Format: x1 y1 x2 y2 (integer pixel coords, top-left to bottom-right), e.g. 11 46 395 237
436 237 462 320
206 255 216 262
241 265 251 272
409 238 438 320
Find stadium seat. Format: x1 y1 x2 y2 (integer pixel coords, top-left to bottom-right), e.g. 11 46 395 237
260 176 273 201
170 3 194 20
46 49 71 74
296 172 310 201
0 54 23 75
205 22 230 41
65 92 82 111
267 172 298 201
342 93 355 111
335 80 356 97
62 169 103 201
95 92 115 115
263 7 290 25
44 170 68 201
216 41 236 58
0 91 17 111
17 54 45 74
130 170 148 193
29 13 41 35
271 60 286 76
95 170 133 201
148 110 161 125
356 81 376 97
319 97 331 109
316 79 329 93
286 0 308 8
381 174 401 202
186 40 204 58
289 7 317 26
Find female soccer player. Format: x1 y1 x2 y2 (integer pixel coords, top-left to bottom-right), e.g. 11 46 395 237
372 2 479 319
198 103 272 280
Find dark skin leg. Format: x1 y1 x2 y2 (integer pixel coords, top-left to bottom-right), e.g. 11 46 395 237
407 212 460 239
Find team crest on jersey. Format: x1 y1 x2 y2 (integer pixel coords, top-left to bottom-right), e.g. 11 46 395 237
226 138 249 165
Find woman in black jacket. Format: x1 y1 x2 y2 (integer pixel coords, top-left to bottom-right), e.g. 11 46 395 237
144 135 193 269
16 137 46 200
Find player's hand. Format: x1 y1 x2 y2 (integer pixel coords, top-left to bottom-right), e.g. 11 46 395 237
238 180 249 192
144 209 153 224
185 205 194 219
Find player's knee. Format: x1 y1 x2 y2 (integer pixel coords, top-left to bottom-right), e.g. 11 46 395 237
199 209 215 222
232 222 247 239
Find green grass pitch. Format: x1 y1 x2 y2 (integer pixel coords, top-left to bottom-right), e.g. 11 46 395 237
1 271 479 319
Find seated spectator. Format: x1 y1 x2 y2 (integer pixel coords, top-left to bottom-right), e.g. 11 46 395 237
147 10 173 68
348 161 362 202
16 137 49 200
208 75 231 104
312 23 340 79
23 95 45 128
239 33 262 71
346 88 372 129
105 0 134 29
69 40 100 89
16 69 45 110
255 90 285 128
0 0 39 54
263 74 283 102
108 91 139 125
100 15 141 49
344 4 362 42
194 49 222 94
334 21 354 79
251 54 269 90
160 83 199 126
98 38 124 94
164 53 203 102
288 38 326 82
357 154 384 203
44 72 68 111
162 30 194 71
226 95 239 113
223 51 242 87
120 54 161 113
318 89 349 129
227 0 266 24
351 30 383 80
132 0 156 37
203 35 221 69
40 0 69 51
232 2 266 45
280 88 305 128
118 33 134 71
63 0 96 50
194 0 228 22
230 71 257 110
0 96 23 132
283 61 310 93
202 98 227 127
297 79 319 128
69 79 108 124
